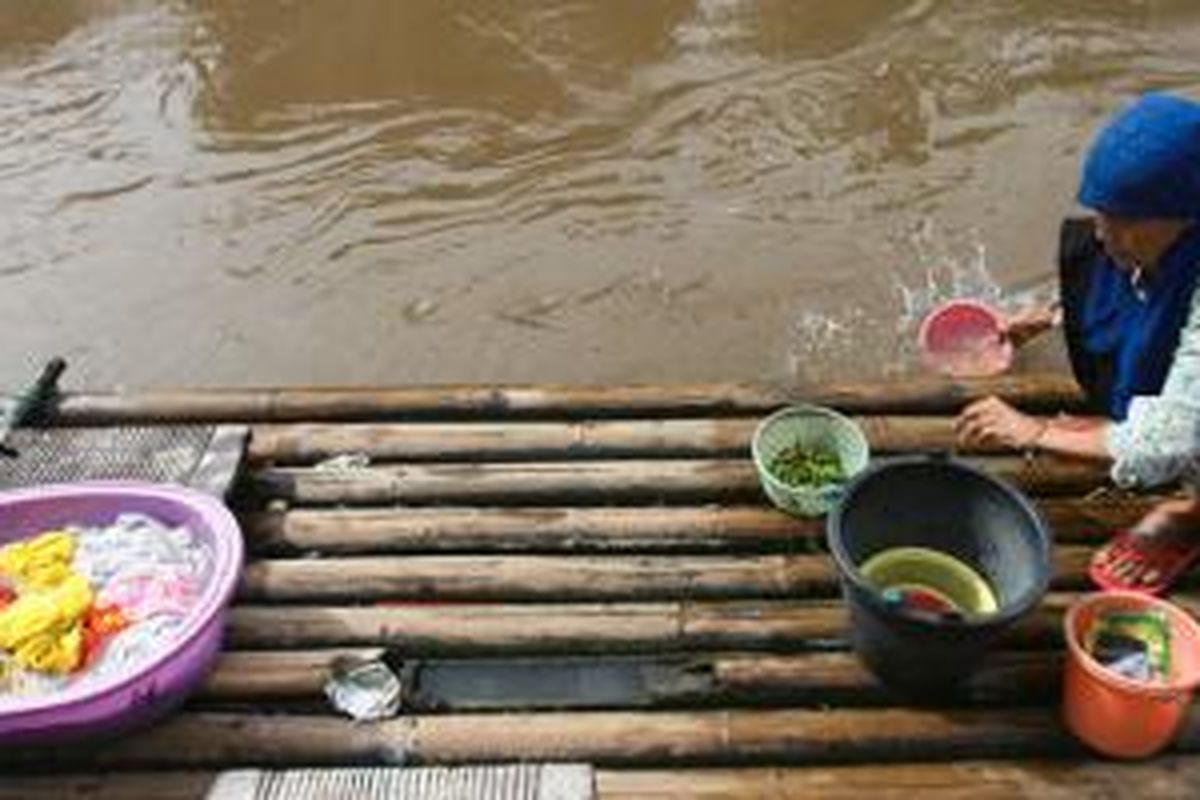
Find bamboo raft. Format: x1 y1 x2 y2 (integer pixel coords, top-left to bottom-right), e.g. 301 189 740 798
3 374 1200 798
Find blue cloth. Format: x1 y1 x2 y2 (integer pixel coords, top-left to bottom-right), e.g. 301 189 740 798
1079 93 1200 219
1076 93 1200 420
1081 225 1200 419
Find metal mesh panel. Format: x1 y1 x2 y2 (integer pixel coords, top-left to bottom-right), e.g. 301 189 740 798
0 425 247 496
206 765 595 800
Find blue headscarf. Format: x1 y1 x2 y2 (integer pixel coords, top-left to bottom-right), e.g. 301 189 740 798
1076 93 1200 420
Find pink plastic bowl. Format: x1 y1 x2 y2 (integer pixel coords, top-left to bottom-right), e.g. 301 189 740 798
918 299 1013 378
0 482 243 745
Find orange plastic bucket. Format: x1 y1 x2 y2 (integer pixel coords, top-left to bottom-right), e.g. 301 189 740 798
1063 591 1200 758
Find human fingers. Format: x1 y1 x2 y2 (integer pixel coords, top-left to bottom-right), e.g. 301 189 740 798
955 400 988 434
957 411 998 447
956 397 1001 436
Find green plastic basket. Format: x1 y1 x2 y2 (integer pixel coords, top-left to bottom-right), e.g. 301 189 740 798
751 404 871 517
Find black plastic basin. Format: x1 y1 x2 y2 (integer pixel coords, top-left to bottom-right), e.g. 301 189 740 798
826 454 1052 699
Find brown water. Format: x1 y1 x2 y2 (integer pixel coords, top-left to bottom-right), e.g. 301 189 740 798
2 1 1199 390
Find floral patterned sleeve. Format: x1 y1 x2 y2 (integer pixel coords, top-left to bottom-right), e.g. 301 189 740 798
1107 283 1200 489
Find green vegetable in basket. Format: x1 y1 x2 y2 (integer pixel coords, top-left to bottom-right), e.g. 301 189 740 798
768 442 846 488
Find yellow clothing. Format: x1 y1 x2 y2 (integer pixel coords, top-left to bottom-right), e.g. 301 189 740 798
0 530 76 590
0 532 92 675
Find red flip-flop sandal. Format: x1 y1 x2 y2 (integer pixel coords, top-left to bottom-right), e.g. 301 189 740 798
1089 529 1200 596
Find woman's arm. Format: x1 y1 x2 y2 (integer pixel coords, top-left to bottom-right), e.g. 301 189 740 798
1032 413 1110 460
1000 301 1063 349
956 397 1110 461
960 283 1200 484
1105 283 1200 488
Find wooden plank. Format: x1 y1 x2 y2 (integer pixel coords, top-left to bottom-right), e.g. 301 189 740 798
11 706 1200 769
0 774 214 800
594 758 1200 799
9 758 1198 800
240 496 1160 555
247 457 1106 506
42 375 1083 424
227 594 1098 653
236 547 1100 603
199 650 1060 708
246 416 1022 464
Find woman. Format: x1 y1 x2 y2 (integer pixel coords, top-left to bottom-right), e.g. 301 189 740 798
956 92 1200 593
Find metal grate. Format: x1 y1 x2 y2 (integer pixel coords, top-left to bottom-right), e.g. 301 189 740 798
0 425 247 497
206 765 595 800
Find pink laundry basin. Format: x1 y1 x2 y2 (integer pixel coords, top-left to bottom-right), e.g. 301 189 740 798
918 299 1013 378
0 482 243 745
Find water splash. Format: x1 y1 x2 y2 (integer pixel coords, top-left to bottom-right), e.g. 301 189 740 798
786 306 874 384
893 218 1056 330
895 218 1001 330
786 218 1057 384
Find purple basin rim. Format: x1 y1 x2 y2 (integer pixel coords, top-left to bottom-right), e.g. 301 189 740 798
0 481 243 721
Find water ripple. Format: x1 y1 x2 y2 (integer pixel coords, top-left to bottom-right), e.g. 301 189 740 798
2 1 1200 386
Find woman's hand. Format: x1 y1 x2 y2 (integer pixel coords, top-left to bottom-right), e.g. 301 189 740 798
1000 303 1060 348
956 396 1046 451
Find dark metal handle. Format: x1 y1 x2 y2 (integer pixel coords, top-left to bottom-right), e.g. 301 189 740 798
11 357 67 427
0 357 68 456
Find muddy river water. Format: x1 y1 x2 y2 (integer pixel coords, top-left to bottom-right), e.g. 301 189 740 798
2 1 1199 389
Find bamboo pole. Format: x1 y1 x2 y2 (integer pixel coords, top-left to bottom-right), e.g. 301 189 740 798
201 648 382 700
594 759 1200 800
228 601 699 653
709 651 1061 706
236 547 1100 603
246 416 1017 465
247 456 1106 506
227 593 1130 652
39 375 1083 424
237 552 839 602
199 649 1060 708
11 706 1195 769
239 506 811 555
249 419 759 463
240 496 1158 556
